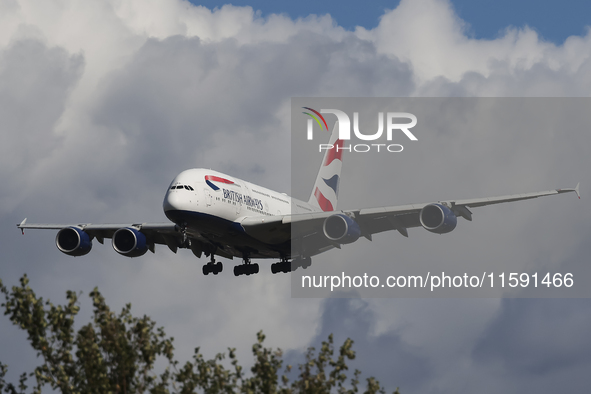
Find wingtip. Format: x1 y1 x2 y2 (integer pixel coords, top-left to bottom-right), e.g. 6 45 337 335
557 183 581 199
18 218 27 234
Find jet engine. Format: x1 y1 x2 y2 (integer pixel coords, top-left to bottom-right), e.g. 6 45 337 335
419 203 457 234
323 214 361 244
56 227 92 256
112 227 148 257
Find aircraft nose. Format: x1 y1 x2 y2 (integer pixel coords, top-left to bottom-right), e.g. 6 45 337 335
163 191 183 212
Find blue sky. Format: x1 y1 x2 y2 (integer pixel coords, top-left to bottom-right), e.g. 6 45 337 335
189 0 591 43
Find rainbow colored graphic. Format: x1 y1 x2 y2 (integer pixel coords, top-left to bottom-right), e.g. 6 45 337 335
302 107 328 131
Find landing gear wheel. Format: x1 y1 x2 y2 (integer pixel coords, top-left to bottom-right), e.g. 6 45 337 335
234 259 259 277
281 261 290 273
271 260 291 274
203 258 223 276
302 257 311 269
234 265 242 276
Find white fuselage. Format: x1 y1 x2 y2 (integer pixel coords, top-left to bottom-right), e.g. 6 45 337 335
163 168 317 227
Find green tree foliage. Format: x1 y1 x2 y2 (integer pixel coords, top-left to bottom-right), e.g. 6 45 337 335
0 275 399 394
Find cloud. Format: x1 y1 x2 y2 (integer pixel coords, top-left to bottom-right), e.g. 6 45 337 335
474 298 591 376
0 0 590 392
0 39 83 214
283 298 432 391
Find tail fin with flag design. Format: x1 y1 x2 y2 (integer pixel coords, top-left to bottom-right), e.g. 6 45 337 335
308 122 343 211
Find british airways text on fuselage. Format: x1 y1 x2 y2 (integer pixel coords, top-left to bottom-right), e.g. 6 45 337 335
222 188 264 211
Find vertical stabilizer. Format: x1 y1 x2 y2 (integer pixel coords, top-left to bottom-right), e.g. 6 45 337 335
308 122 343 211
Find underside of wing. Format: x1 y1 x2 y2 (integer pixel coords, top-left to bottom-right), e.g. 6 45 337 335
355 184 580 238
17 220 185 256
237 183 580 258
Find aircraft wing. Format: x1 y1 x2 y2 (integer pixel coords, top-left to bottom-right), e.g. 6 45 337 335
17 220 184 252
239 183 580 257
353 183 580 236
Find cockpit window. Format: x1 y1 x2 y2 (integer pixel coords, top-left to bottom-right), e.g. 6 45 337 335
170 184 194 191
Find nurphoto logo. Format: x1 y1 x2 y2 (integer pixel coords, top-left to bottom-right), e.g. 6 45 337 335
302 107 418 153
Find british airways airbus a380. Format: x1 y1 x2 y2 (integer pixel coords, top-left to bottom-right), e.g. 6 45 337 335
17 124 580 277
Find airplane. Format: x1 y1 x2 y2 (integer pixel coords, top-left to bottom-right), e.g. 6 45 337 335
17 124 580 277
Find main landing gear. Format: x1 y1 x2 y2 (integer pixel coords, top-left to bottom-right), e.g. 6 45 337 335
271 258 291 274
233 256 259 276
211 256 312 277
290 257 312 271
203 255 223 275
270 257 311 274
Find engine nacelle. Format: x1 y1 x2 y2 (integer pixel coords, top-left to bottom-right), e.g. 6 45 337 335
419 203 457 234
56 227 92 256
112 227 148 257
323 214 361 244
